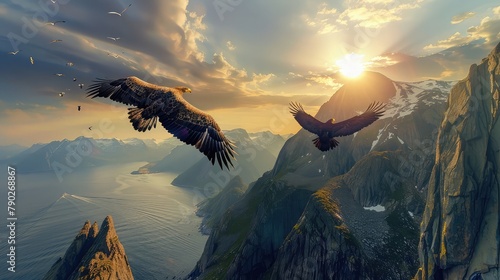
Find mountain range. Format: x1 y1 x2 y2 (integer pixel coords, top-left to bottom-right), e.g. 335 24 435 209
31 42 500 280
1 137 179 175
187 43 500 279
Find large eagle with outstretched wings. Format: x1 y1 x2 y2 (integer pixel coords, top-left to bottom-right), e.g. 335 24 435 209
289 101 385 151
87 76 236 169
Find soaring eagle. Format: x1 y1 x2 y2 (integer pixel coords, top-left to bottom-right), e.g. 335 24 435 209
289 101 385 151
87 76 236 169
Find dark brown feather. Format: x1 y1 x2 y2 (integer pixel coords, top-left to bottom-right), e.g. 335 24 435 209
328 101 386 137
289 102 323 135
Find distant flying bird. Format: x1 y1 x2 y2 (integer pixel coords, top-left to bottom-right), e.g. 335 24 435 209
30 57 34 64
50 39 63 43
289 101 385 151
66 62 74 67
87 76 236 169
108 4 132 16
78 105 81 111
8 50 21 55
58 92 65 97
78 83 84 89
54 73 63 77
73 77 77 81
46 20 66 25
107 52 119 58
88 126 92 130
107 37 120 41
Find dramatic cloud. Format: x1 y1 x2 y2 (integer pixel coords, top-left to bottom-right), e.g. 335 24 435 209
1 0 499 145
303 3 341 35
337 0 423 28
424 16 500 50
493 6 500 15
451 11 476 24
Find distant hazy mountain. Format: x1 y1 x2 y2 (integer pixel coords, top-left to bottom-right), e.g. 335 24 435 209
0 144 28 160
133 130 287 178
172 128 285 188
43 216 133 280
132 144 204 174
8 137 176 174
189 70 456 279
247 131 287 157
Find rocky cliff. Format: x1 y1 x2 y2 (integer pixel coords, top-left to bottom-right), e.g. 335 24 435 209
196 175 248 235
43 216 134 280
189 71 449 279
415 43 500 279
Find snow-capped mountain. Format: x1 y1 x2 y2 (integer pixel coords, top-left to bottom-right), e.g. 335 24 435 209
364 79 456 155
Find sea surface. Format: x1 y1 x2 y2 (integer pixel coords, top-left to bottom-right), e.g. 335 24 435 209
0 162 208 279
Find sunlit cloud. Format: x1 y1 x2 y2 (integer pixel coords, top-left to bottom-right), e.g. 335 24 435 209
493 6 500 15
251 73 275 84
424 16 500 50
451 11 475 24
306 75 343 89
337 0 423 28
423 32 472 50
368 55 400 67
226 41 236 51
303 3 342 35
317 5 337 15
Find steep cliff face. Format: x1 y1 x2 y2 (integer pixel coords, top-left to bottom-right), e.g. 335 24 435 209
269 186 370 280
43 216 134 280
270 151 423 280
196 175 248 234
416 43 500 279
189 174 313 279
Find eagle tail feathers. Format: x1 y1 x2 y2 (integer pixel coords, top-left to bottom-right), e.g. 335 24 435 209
312 137 339 151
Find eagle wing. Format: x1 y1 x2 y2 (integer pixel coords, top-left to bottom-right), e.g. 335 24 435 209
157 101 236 170
289 102 323 135
87 76 165 107
328 102 385 137
87 76 236 169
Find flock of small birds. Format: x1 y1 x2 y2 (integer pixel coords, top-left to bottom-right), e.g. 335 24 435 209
7 1 133 124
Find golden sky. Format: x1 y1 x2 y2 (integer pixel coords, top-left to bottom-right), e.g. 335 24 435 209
1 0 500 146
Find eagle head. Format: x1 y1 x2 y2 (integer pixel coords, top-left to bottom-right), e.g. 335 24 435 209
175 86 192 93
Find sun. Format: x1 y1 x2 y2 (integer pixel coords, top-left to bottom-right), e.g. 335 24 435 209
336 53 365 78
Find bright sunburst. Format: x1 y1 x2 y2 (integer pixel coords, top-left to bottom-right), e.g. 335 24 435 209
336 53 365 78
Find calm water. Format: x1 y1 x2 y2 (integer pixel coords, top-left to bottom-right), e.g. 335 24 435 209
0 162 208 279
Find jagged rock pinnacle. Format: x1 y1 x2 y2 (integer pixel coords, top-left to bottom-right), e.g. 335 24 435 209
43 215 134 280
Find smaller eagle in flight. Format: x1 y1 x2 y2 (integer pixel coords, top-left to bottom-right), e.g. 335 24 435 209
290 101 385 151
87 76 236 169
